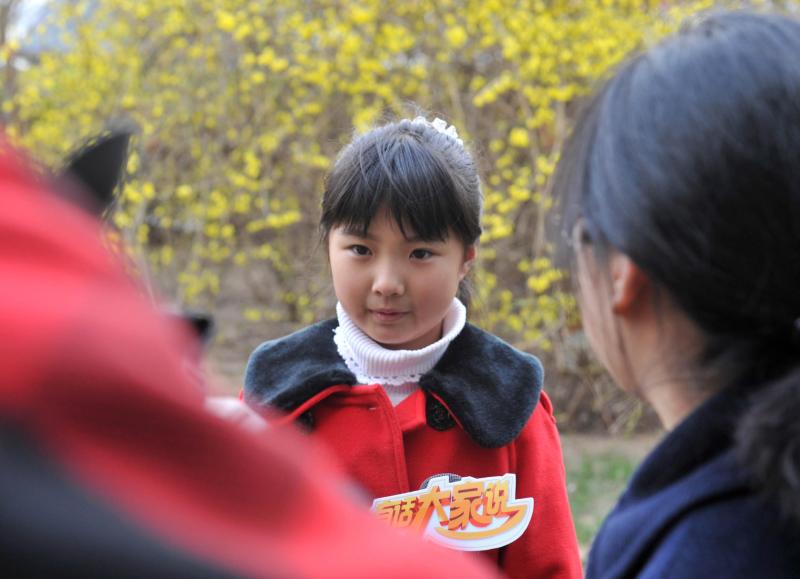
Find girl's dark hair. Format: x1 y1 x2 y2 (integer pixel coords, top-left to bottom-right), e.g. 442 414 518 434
320 118 483 302
554 11 800 520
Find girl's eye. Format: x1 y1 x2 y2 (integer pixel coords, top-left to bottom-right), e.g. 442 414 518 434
410 249 433 260
350 245 371 256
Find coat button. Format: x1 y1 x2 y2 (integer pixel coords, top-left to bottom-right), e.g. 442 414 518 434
419 472 462 490
426 396 456 431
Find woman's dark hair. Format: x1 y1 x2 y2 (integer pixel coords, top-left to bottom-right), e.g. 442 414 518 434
554 11 800 520
320 118 483 302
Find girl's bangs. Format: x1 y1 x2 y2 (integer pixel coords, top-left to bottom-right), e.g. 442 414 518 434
329 136 466 242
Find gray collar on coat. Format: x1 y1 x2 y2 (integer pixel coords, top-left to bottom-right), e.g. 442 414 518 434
244 319 544 448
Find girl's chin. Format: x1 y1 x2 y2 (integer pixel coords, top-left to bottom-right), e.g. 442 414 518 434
369 330 425 351
373 336 416 350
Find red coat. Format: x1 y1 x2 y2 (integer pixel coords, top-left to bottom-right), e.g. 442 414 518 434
246 319 583 578
0 140 499 579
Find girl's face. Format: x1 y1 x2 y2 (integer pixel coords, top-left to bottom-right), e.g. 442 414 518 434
328 210 475 350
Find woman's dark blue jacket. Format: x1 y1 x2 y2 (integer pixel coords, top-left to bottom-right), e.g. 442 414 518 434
586 385 800 578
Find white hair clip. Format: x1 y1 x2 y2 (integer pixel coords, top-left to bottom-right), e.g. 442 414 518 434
412 116 464 148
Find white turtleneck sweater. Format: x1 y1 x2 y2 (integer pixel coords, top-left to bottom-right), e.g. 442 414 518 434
333 298 467 406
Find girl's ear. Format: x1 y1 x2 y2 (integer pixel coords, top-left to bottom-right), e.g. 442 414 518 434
459 245 477 280
609 252 649 315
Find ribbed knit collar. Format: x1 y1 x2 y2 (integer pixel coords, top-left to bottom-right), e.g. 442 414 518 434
333 298 467 386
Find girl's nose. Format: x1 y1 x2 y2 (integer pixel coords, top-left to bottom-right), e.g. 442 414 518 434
372 265 405 297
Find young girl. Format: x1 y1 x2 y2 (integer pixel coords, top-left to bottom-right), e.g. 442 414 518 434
245 117 581 577
555 10 800 577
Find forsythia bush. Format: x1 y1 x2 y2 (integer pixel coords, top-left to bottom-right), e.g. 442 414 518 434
2 1 788 424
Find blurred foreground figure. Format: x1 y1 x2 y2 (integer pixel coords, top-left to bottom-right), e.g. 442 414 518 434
0 139 497 578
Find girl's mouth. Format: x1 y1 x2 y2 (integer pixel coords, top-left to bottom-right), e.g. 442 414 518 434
370 309 408 322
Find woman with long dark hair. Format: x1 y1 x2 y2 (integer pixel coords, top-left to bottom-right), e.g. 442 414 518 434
555 10 800 577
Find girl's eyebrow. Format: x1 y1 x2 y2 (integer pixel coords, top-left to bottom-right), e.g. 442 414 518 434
340 226 373 239
339 226 445 244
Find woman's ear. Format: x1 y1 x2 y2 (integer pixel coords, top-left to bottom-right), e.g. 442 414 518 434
459 245 477 280
609 253 649 315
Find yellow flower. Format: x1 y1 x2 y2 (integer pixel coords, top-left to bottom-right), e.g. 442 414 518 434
176 185 193 200
217 10 236 32
445 26 468 48
508 127 530 148
244 308 262 322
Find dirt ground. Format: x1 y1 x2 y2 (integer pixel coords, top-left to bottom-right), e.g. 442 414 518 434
561 432 660 466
